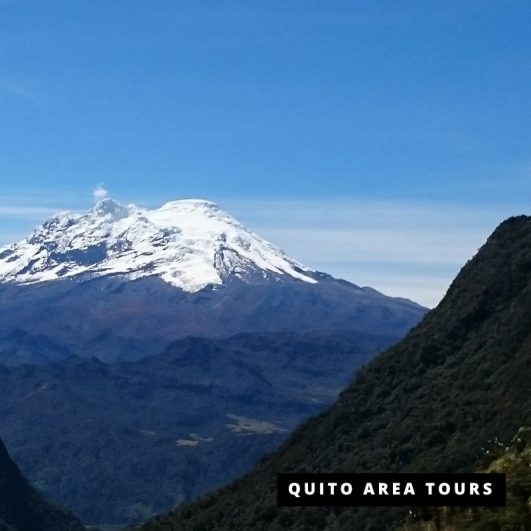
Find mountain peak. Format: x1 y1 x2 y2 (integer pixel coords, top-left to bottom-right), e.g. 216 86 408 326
0 198 316 291
90 197 130 220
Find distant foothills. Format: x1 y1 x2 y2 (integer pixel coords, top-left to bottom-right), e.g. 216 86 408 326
0 198 424 526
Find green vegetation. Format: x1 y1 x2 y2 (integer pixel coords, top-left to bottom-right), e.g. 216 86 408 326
138 216 531 530
402 427 531 530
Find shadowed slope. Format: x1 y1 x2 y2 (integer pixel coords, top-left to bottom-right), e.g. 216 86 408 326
0 438 84 531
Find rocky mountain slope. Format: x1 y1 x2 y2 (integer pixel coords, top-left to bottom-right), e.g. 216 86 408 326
138 215 531 530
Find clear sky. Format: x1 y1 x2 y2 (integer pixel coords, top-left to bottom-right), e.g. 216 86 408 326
2 1 531 306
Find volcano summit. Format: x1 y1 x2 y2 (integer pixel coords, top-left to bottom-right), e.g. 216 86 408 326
0 198 425 364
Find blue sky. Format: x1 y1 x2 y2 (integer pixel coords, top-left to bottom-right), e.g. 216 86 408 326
2 1 531 306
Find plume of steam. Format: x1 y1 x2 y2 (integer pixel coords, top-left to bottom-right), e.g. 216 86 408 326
93 184 109 203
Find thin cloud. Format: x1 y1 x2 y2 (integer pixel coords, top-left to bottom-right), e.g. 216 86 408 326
261 227 485 266
222 197 525 307
93 185 109 203
0 206 61 218
0 77 38 102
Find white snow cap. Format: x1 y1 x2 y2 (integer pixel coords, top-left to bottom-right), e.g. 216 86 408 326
0 198 317 291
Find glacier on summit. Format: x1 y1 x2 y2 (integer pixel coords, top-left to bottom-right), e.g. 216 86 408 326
0 198 316 290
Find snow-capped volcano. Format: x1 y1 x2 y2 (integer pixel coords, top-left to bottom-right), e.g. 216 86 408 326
0 197 426 365
0 198 316 290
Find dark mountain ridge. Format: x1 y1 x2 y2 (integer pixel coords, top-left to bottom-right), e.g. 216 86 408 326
139 215 531 530
0 437 84 531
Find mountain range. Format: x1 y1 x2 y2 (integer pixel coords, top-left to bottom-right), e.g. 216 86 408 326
0 331 397 526
0 198 425 527
2 209 531 530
